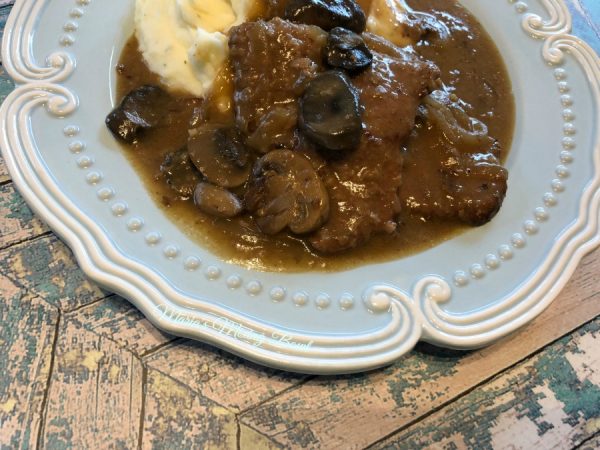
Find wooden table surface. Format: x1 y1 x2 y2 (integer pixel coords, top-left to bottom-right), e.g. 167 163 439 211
1 1 599 449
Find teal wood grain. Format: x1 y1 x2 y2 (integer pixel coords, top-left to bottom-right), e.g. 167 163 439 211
40 318 145 449
373 319 600 449
0 183 49 250
0 5 14 183
0 236 110 312
0 295 59 450
64 295 175 357
0 5 15 104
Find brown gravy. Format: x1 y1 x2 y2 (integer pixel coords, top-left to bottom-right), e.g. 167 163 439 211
114 0 515 272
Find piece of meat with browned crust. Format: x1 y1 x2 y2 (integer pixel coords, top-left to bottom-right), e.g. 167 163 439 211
443 153 508 226
229 20 439 253
229 18 327 154
402 147 508 226
309 33 439 253
399 90 508 227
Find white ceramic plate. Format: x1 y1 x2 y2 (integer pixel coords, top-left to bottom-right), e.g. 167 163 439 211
1 0 598 374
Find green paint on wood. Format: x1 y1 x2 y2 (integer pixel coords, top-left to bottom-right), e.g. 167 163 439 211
1 6 15 104
143 371 238 449
384 344 464 408
0 294 58 450
376 319 600 450
3 190 36 225
534 320 600 424
0 237 109 311
64 295 174 357
45 417 75 450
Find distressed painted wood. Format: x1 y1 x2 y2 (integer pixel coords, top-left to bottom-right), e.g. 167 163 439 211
578 433 600 450
40 319 144 449
0 4 14 185
373 318 600 450
0 295 58 450
0 183 49 250
0 157 8 185
240 251 600 449
141 369 239 449
0 236 110 312
239 425 284 450
66 295 175 357
144 340 310 414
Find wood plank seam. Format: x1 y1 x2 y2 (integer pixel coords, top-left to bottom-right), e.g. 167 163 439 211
138 336 185 359
137 358 227 409
140 338 315 414
236 415 242 450
65 293 125 315
135 352 286 449
236 376 316 416
574 430 600 450
60 311 164 363
363 313 600 450
136 365 147 450
0 174 11 186
34 306 61 450
0 229 53 253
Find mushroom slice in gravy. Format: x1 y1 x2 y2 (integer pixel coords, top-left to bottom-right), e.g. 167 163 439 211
187 125 251 189
245 150 330 235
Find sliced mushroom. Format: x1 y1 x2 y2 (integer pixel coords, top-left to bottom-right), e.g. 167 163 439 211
246 105 299 154
187 125 251 188
160 148 202 200
194 182 243 219
300 71 363 154
106 85 171 144
245 150 330 235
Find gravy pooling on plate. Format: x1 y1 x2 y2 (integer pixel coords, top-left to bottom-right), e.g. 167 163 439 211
109 0 515 272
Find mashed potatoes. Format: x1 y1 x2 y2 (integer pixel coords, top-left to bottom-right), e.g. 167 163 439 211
135 0 253 97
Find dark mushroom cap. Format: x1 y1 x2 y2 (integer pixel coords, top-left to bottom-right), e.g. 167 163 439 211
188 125 251 188
300 71 363 153
106 85 171 144
245 150 330 235
284 0 367 33
324 27 373 73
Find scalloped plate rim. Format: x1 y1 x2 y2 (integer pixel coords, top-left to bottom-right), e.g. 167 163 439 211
0 0 598 374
